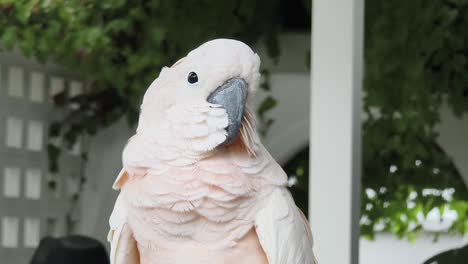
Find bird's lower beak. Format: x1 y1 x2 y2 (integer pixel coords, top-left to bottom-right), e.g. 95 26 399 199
207 78 247 146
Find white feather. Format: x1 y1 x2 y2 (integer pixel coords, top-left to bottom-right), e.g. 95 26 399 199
255 188 317 264
177 123 210 138
206 115 229 130
208 107 227 116
108 193 140 264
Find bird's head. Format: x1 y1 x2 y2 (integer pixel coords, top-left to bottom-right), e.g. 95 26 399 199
137 39 261 156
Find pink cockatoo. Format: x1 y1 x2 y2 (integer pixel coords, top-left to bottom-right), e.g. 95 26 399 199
108 39 317 264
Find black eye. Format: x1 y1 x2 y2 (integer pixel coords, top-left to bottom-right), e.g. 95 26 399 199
187 72 198 84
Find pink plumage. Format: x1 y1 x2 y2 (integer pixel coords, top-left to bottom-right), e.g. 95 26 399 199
108 39 317 264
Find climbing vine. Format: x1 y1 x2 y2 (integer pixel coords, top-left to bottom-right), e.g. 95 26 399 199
1 0 468 240
285 0 468 241
0 0 283 233
0 0 282 174
362 0 468 240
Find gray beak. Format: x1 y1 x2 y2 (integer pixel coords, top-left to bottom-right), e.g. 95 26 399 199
207 78 247 146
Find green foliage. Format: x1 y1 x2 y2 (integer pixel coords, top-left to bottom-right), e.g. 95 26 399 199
257 95 277 136
362 0 468 239
283 147 309 217
257 69 278 136
0 0 282 173
3 0 468 241
285 0 468 240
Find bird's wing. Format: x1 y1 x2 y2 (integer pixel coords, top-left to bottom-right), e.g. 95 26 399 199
112 168 131 190
255 188 317 264
108 193 140 264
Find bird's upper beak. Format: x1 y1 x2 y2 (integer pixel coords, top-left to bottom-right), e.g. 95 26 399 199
207 78 247 146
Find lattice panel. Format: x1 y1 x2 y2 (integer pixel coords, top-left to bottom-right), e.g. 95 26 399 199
0 54 85 263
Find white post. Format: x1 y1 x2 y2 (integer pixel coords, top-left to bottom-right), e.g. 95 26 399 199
309 0 364 263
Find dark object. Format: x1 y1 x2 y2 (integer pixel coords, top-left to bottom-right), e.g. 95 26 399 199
187 72 198 84
30 235 109 264
423 244 468 264
279 0 310 31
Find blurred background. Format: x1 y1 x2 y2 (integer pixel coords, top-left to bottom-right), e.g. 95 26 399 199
0 0 467 263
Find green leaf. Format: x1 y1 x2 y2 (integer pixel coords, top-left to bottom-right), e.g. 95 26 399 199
257 95 277 120
47 143 61 173
49 122 62 137
1 27 17 49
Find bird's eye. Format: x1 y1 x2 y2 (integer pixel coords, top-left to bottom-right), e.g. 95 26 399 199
187 72 198 84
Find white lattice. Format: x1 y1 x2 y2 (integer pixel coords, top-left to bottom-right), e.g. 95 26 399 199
0 56 85 263
25 168 41 200
1 217 19 248
5 117 23 149
26 120 44 152
30 72 45 103
3 167 21 198
8 66 24 98
23 218 40 248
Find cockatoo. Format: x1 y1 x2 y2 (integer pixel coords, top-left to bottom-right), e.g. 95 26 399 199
108 39 317 264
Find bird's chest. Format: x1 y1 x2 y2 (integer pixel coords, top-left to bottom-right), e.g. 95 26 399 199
122 172 260 250
136 228 269 264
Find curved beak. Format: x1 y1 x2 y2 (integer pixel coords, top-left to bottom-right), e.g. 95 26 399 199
207 78 247 146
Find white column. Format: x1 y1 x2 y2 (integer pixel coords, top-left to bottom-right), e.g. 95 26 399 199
309 0 364 264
